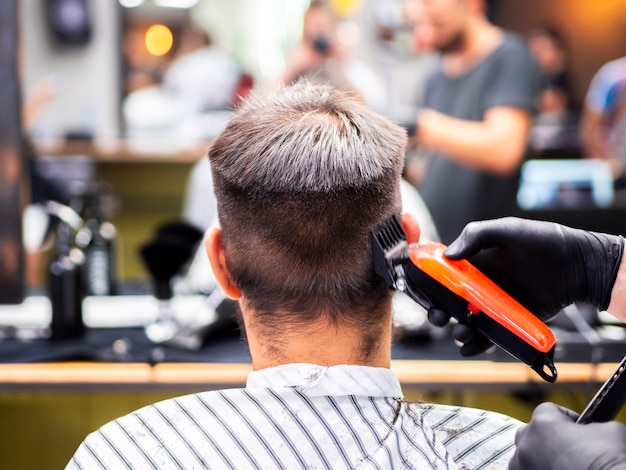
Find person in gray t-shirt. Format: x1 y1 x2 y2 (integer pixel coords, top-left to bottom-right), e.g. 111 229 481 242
408 0 539 243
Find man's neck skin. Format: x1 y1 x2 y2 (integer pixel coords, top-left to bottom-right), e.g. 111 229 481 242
205 215 422 372
443 19 502 76
242 308 394 371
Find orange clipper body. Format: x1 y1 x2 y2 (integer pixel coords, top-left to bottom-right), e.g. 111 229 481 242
372 215 558 382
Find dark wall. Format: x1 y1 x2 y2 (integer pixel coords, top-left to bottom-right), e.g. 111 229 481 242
496 0 626 107
0 0 25 304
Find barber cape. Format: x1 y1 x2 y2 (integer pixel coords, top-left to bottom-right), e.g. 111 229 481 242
66 364 521 469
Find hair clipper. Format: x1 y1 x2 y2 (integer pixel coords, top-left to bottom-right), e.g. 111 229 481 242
372 215 558 382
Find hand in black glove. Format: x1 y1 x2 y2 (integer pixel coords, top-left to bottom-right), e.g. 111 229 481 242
509 402 626 470
427 217 624 356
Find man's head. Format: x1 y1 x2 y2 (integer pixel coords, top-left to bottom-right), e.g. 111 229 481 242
421 0 487 54
207 82 407 352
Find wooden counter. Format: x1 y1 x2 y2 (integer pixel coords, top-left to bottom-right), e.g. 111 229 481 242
0 359 618 391
34 138 209 163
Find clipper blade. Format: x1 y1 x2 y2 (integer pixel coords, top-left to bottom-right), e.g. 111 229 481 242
374 214 406 252
371 214 409 290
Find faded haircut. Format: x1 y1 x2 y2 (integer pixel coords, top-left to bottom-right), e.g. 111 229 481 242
209 82 407 339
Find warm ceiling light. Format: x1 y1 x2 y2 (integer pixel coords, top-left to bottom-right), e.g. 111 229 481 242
330 0 361 16
153 0 198 8
118 0 144 7
145 24 173 56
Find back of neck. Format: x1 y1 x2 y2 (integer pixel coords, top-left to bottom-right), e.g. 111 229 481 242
247 317 393 371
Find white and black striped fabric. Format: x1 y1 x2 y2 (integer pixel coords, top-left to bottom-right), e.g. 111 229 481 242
66 364 521 469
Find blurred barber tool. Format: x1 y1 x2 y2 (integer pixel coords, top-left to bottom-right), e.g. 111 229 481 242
139 221 203 343
577 356 626 424
372 214 558 382
74 182 119 296
45 201 86 339
158 285 240 351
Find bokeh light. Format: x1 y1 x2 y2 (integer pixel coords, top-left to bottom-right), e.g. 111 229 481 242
330 0 361 17
118 0 144 7
145 24 173 56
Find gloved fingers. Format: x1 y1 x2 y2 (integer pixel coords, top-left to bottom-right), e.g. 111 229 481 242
509 423 530 470
555 404 580 421
451 323 493 356
532 401 579 422
512 402 626 470
427 310 493 355
443 222 486 260
444 219 511 260
509 402 577 470
508 455 521 470
513 422 527 447
445 217 531 260
459 334 493 356
452 322 475 343
427 308 452 327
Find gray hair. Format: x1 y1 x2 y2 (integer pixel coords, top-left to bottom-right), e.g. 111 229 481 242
211 83 406 193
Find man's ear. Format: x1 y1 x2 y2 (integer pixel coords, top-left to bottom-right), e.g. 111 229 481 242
400 212 421 244
205 227 242 299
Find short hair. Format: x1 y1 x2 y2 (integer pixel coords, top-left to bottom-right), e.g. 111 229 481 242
209 82 407 344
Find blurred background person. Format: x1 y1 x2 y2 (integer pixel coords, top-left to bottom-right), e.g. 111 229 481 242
528 24 574 112
161 23 244 113
406 0 540 244
123 22 249 145
368 0 439 132
526 24 581 156
280 0 386 112
580 56 626 185
277 0 440 238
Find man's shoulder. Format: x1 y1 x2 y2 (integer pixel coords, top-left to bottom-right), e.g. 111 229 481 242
412 401 522 426
409 402 522 469
66 389 254 470
599 56 626 74
125 387 252 423
88 388 247 441
488 31 533 65
593 56 626 86
500 31 528 50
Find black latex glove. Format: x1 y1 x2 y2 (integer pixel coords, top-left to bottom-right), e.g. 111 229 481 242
428 217 624 356
509 402 626 470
